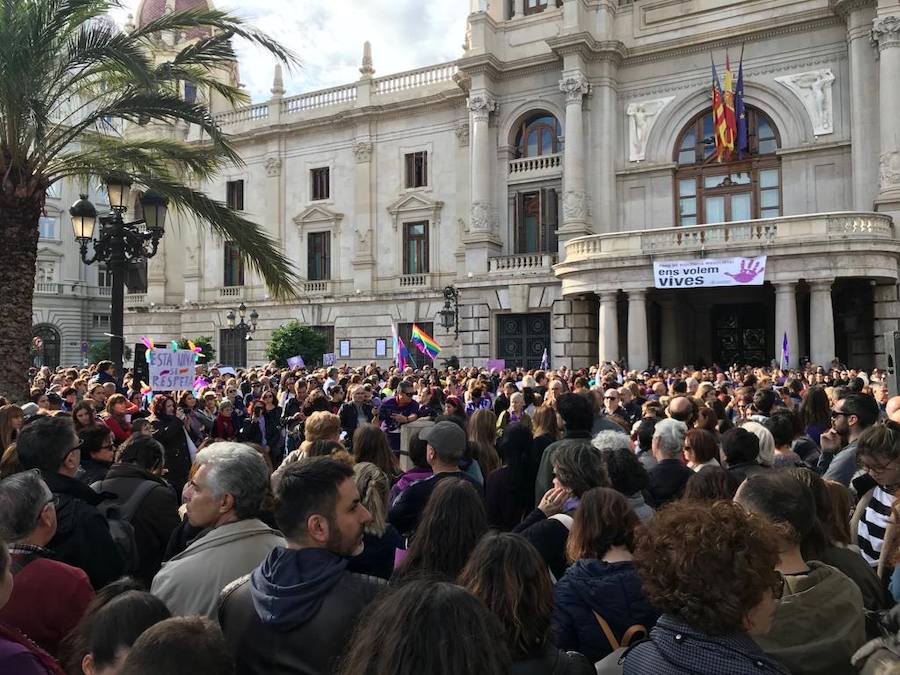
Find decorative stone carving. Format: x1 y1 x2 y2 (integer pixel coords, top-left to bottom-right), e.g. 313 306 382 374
359 41 375 77
562 191 590 222
559 74 592 103
455 121 470 147
352 140 373 163
774 69 836 135
467 93 497 121
626 96 675 162
881 151 900 188
264 156 282 177
873 15 900 50
470 201 494 232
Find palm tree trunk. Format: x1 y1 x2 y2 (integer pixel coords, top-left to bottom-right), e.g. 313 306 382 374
0 196 41 403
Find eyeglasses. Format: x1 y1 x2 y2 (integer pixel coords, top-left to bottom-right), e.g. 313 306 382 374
863 457 899 474
604 396 618 400
67 438 85 455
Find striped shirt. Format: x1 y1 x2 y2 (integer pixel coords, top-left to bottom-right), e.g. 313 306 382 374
857 486 895 568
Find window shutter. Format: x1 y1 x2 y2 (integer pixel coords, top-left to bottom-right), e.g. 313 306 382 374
543 188 559 253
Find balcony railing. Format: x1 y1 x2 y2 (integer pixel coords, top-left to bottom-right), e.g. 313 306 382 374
373 63 458 95
563 212 895 261
489 252 558 274
302 280 331 294
34 282 60 294
125 293 147 307
97 286 112 297
282 84 358 114
214 102 270 127
219 286 244 299
399 273 429 287
508 153 563 183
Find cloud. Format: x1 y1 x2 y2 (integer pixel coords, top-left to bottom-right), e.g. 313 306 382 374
112 0 468 101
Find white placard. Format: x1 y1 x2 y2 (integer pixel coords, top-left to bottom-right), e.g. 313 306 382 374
150 349 196 392
653 255 767 289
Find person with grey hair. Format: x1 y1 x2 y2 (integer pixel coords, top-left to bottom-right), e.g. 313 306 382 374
592 430 631 454
645 418 692 507
151 442 285 618
0 470 94 657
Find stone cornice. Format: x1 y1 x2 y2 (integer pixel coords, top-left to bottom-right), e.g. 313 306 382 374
546 33 627 66
829 0 876 19
455 53 505 81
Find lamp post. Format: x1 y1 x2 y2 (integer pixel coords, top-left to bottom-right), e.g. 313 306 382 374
438 286 459 338
69 175 168 384
226 302 259 341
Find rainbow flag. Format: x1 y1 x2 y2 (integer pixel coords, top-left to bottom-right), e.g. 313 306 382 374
411 323 442 360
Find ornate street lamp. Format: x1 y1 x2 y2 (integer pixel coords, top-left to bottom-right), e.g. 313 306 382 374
69 176 168 383
438 286 460 338
226 302 259 341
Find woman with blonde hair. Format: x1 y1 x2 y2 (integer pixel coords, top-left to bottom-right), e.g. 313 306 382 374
280 411 342 465
468 409 501 477
347 462 403 579
531 405 561 459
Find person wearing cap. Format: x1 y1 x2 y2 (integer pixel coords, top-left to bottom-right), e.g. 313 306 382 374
388 420 481 538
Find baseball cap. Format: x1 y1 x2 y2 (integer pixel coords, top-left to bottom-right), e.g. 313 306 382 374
420 421 466 457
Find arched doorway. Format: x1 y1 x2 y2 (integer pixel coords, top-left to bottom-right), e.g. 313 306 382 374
32 324 61 369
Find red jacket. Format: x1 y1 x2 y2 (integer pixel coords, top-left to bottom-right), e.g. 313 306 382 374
214 413 236 440
0 547 94 658
103 415 132 445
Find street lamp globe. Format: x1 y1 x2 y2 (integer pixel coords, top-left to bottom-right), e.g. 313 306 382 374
140 191 169 232
105 173 133 211
249 309 259 329
69 194 97 241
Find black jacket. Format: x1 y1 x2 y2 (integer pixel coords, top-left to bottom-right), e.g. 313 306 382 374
646 459 693 507
338 402 374 449
513 508 570 581
93 463 181 587
512 643 595 675
43 471 123 589
218 547 385 675
388 471 482 538
151 416 192 497
79 457 112 485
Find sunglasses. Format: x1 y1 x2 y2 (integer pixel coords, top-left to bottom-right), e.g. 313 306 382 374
830 410 850 419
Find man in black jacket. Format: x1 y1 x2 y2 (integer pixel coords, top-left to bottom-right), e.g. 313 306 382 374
218 458 385 675
93 435 180 587
645 418 692 507
16 415 123 588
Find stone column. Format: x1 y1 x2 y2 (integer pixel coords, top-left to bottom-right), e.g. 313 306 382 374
466 92 502 275
838 1 879 210
874 14 900 207
351 137 375 292
659 296 680 368
627 289 649 372
809 280 836 367
774 282 799 368
558 72 592 254
598 291 619 363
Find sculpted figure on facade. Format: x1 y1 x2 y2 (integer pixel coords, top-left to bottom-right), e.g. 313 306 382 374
562 190 590 222
352 140 373 163
559 73 591 103
455 121 470 147
774 69 836 135
470 201 494 232
626 96 675 162
881 151 900 189
264 156 282 177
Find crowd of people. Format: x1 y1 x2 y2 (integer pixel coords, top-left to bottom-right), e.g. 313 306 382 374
2 357 900 673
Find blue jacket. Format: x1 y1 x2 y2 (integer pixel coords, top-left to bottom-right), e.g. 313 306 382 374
552 559 660 663
624 614 790 675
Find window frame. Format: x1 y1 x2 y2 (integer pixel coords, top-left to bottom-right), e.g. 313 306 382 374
226 179 245 211
402 220 430 275
673 108 782 226
523 0 549 15
310 167 330 202
307 231 331 281
404 151 428 189
223 240 244 287
513 113 562 159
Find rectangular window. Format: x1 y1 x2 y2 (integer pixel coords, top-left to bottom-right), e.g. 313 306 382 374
307 232 331 281
98 265 113 288
524 0 549 14
38 216 58 240
184 82 197 104
403 221 429 274
678 178 697 226
92 314 110 329
223 241 244 287
46 182 62 199
311 167 330 201
514 188 558 253
759 169 781 219
226 180 244 211
404 151 428 189
398 322 434 367
219 328 247 368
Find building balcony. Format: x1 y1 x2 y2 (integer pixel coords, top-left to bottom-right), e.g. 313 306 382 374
219 286 244 300
556 212 899 295
489 252 558 276
125 293 147 308
508 153 562 184
398 273 430 288
34 282 62 295
302 280 331 295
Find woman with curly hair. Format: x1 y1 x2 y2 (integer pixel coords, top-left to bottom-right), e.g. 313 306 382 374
624 500 789 674
553 488 659 664
459 533 594 675
149 394 191 497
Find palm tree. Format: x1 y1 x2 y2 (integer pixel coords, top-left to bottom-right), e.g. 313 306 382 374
0 0 300 401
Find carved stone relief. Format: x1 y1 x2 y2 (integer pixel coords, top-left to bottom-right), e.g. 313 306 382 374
626 96 675 162
774 69 836 136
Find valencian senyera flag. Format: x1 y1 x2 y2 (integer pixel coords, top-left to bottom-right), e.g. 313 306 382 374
411 323 442 360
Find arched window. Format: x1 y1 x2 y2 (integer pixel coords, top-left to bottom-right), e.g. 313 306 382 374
513 112 562 159
32 324 61 369
674 107 781 226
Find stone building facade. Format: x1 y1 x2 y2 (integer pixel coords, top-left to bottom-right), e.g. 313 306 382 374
123 0 900 371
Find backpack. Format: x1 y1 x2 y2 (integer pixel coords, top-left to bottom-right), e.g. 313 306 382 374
91 479 158 574
592 612 648 675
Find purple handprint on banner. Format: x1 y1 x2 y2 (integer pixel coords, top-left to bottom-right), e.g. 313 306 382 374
725 259 763 284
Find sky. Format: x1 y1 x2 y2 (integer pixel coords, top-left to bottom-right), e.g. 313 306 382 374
111 0 469 102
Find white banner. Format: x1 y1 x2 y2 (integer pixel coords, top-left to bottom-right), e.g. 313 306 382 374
653 255 767 289
149 349 196 392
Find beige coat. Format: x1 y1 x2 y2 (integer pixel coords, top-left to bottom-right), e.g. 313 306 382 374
151 518 284 618
850 487 900 583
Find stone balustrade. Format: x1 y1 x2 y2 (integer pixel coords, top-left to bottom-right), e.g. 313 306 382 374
282 84 358 114
373 63 458 94
125 293 147 308
398 273 428 287
489 252 558 274
219 286 244 298
564 212 895 261
508 153 562 182
303 280 330 294
214 102 270 127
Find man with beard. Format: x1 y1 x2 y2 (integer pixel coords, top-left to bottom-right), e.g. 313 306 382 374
218 458 385 675
817 393 880 488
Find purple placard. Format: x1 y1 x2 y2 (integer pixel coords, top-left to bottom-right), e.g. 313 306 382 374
486 359 506 371
287 355 305 369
